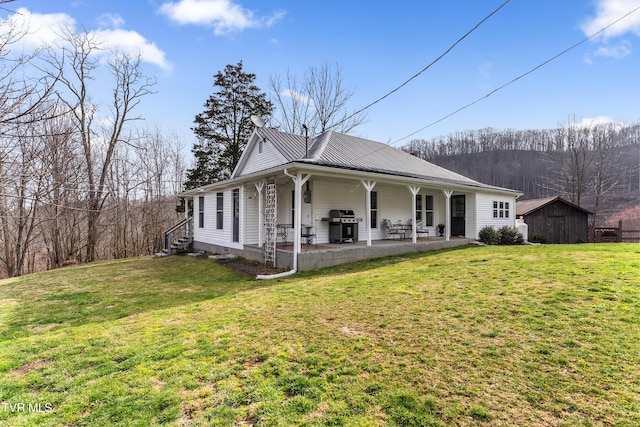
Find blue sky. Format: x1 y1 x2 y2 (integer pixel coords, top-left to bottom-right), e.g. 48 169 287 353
4 0 640 148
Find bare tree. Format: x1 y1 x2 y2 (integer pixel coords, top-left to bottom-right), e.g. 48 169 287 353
47 26 156 262
38 109 85 269
588 123 623 239
0 108 48 277
269 62 366 136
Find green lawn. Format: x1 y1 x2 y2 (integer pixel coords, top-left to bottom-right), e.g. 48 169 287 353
0 244 638 426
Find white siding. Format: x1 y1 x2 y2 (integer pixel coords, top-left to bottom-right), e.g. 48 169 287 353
192 188 243 250
244 184 260 245
465 193 477 238
475 192 517 238
313 179 366 243
239 139 287 176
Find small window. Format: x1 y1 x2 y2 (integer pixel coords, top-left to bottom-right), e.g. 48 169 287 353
216 192 224 229
415 194 423 222
371 191 378 229
198 196 204 228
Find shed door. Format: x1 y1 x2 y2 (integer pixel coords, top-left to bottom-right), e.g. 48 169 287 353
451 195 465 237
549 215 566 244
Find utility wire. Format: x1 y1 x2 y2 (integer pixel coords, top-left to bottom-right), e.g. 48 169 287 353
330 0 511 131
391 4 640 145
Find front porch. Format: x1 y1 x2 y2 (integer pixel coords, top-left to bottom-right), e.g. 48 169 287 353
243 236 472 272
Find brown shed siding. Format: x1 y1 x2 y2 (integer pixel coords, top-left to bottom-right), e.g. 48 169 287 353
520 199 590 244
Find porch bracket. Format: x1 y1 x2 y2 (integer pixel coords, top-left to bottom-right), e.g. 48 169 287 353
361 180 377 246
443 189 453 241
284 169 312 271
408 186 421 243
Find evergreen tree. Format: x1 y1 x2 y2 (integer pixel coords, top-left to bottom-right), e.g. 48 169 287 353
184 61 273 189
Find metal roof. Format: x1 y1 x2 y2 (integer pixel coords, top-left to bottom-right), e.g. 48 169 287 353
309 131 482 186
186 128 521 195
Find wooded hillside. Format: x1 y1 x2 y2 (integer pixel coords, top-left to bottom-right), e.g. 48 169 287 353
403 123 640 223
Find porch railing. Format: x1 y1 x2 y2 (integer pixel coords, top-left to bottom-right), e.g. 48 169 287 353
163 217 193 253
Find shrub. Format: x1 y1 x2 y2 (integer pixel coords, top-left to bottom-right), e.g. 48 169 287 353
498 226 524 245
529 234 547 244
479 226 500 245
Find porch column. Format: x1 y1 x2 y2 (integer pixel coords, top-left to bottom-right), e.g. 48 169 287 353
255 181 265 248
443 189 453 242
284 169 311 271
184 197 191 238
361 180 377 246
408 186 421 243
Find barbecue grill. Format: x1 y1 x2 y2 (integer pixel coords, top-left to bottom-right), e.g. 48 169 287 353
329 209 360 243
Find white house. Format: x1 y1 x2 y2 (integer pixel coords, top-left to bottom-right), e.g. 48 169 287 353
176 127 521 272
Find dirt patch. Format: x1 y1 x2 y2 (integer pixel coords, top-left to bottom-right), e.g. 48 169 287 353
10 359 50 375
216 258 283 277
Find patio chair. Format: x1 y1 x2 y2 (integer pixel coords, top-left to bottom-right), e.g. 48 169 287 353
383 219 406 240
301 224 317 248
415 220 429 240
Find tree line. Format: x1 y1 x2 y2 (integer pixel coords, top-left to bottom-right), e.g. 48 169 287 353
0 9 186 278
402 121 640 236
1 9 362 277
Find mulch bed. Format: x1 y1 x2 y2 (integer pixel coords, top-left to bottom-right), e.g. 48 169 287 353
216 257 282 277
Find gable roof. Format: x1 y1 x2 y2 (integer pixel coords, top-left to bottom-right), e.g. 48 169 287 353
516 196 593 216
232 128 516 192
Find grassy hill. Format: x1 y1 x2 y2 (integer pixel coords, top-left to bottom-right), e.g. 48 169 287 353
1 244 639 426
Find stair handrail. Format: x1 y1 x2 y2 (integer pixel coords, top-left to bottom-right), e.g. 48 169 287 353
163 217 193 251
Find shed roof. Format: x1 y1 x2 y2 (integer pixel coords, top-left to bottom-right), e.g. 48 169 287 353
516 196 593 216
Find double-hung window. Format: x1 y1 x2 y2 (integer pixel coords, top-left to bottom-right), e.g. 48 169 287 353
370 191 378 228
198 196 204 228
425 195 434 226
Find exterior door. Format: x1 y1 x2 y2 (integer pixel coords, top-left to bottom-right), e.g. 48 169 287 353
451 195 465 237
548 215 566 244
232 189 240 242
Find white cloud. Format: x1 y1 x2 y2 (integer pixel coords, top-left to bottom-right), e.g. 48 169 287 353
584 40 632 63
280 88 313 107
595 40 632 58
6 8 170 70
576 116 614 127
97 13 126 29
159 0 284 35
93 28 170 70
581 0 640 39
573 116 625 130
5 7 75 49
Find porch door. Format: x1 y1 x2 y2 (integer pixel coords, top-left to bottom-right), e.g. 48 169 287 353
451 195 465 237
232 188 240 242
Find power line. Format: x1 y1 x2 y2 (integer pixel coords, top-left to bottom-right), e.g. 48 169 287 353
391 4 640 145
330 0 511 130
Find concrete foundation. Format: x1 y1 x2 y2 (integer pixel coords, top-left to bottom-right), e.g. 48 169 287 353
194 238 472 272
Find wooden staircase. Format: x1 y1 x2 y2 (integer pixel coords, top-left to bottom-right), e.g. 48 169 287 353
157 217 193 256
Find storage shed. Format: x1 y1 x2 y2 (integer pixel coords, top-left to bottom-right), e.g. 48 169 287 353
516 196 592 244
